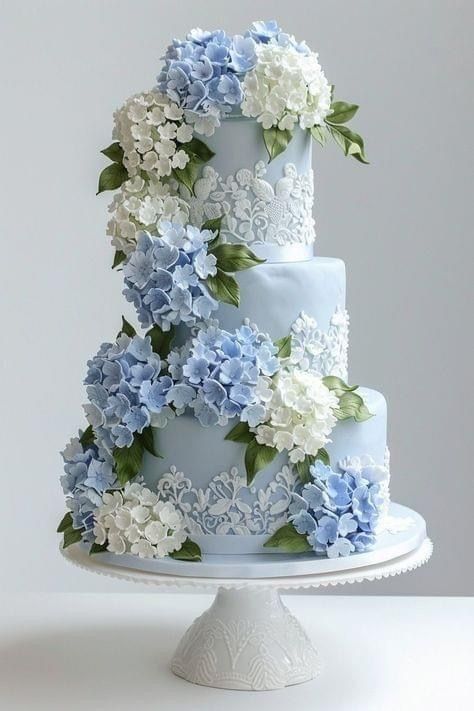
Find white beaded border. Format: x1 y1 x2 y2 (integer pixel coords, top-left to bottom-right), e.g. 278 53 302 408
61 537 433 592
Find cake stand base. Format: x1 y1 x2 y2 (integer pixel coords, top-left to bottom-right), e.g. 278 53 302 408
171 586 319 690
61 532 432 692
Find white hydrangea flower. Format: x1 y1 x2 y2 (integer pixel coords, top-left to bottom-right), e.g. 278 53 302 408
184 106 220 137
107 176 190 254
93 482 187 559
241 43 332 130
113 90 194 179
254 369 338 462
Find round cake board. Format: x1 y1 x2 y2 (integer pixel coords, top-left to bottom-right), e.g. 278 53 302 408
78 502 425 579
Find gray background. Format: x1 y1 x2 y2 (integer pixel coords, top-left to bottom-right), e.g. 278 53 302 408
0 0 471 594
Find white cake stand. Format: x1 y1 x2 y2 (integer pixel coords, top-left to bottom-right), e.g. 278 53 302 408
61 504 432 692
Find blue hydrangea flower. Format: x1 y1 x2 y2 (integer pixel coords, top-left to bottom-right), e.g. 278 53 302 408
157 28 256 117
167 323 279 427
247 20 310 54
84 333 174 448
123 224 218 332
289 459 389 558
60 433 119 541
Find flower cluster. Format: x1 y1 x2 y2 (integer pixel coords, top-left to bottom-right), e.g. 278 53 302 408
241 42 331 130
84 333 174 449
122 225 218 331
93 482 187 558
61 434 119 540
289 458 389 557
166 323 280 427
254 368 338 463
107 175 190 255
113 90 194 179
157 28 257 132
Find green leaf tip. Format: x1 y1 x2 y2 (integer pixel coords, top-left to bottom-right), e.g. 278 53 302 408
327 101 359 124
326 123 369 164
169 538 202 562
113 436 144 486
117 316 136 339
225 421 254 444
211 243 266 273
245 439 278 485
263 126 294 162
206 269 240 307
264 523 312 552
146 323 175 357
275 334 292 359
97 162 128 194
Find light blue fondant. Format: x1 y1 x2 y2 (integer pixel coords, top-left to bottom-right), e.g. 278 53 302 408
217 257 346 341
141 387 387 554
205 118 312 184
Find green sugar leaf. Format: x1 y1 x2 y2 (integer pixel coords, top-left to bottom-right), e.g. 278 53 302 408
310 125 326 146
138 426 160 458
327 124 369 164
245 439 278 485
118 316 136 338
169 538 202 562
184 136 215 163
316 447 330 466
113 436 144 486
327 101 359 124
112 250 126 269
79 425 95 449
275 334 292 359
322 376 359 396
97 162 128 194
101 142 124 164
172 158 201 195
205 269 240 307
63 526 84 549
146 323 175 357
334 391 373 422
89 542 108 555
263 127 294 162
57 512 73 534
211 243 266 272
225 421 254 444
264 523 312 552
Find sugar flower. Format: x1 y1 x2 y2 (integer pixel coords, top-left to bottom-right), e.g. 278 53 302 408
107 175 190 255
254 368 338 463
61 433 120 541
167 322 280 427
112 90 194 179
122 224 218 331
241 42 331 130
84 333 175 449
93 481 187 558
157 28 257 129
289 459 389 557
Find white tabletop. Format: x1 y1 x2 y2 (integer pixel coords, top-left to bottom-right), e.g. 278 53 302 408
1 593 472 710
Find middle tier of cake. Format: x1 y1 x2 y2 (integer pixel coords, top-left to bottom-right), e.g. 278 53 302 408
177 255 349 381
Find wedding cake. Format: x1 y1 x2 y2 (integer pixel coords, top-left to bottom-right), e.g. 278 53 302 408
58 21 391 564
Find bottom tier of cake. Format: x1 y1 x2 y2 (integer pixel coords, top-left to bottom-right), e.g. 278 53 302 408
141 387 389 555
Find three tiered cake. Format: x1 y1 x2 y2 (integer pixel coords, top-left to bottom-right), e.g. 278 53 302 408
58 21 392 566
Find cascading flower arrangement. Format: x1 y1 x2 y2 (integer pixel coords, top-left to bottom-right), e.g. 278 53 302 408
98 19 367 267
58 20 373 562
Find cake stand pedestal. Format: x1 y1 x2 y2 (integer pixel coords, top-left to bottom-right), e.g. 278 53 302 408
62 526 432 691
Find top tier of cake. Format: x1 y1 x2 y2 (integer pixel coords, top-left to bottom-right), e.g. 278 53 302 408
182 119 315 257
